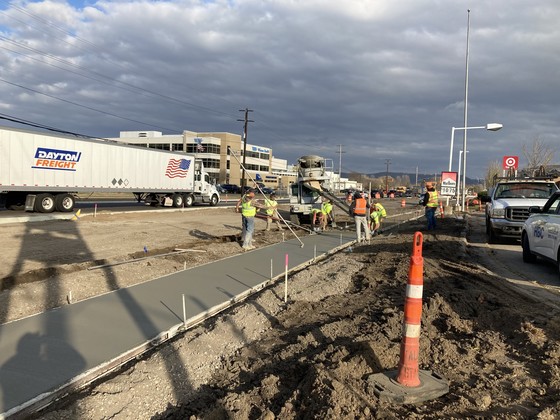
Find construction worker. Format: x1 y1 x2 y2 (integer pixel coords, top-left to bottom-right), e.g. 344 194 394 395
370 209 381 236
370 200 387 234
264 193 283 231
421 182 439 230
311 206 324 231
235 190 259 250
349 191 370 242
321 198 334 230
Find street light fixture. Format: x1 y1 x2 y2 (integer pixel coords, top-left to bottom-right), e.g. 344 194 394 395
446 123 503 211
447 123 503 172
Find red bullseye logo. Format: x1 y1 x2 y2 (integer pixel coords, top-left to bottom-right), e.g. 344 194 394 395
502 155 519 169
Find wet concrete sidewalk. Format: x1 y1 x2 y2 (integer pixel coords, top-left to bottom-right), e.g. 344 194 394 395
0 229 356 417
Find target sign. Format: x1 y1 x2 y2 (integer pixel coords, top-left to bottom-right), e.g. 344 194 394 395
503 155 519 169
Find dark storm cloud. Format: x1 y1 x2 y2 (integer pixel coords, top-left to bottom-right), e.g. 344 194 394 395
0 0 559 178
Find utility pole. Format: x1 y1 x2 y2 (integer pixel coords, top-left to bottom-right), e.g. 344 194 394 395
336 144 345 191
385 159 391 195
237 108 254 191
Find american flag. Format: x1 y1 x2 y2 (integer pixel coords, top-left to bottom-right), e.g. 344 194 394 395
196 144 205 152
165 158 191 178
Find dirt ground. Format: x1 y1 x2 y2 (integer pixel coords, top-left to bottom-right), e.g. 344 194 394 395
3 205 560 419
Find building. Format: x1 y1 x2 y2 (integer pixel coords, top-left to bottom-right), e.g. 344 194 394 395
113 130 295 191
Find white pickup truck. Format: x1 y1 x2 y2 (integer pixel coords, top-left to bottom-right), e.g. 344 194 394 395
484 178 558 243
521 191 560 276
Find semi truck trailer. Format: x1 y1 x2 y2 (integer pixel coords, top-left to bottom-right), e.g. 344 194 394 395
0 126 220 213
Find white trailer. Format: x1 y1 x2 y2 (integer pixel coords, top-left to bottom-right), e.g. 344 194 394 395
0 126 220 212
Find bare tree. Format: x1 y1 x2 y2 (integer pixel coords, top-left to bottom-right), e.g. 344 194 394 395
485 160 502 188
522 136 554 170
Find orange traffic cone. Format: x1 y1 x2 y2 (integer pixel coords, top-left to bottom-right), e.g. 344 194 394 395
395 231 423 387
438 202 444 219
401 199 406 208
368 232 449 403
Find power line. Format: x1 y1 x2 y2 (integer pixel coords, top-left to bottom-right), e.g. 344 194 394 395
0 112 112 140
0 76 175 132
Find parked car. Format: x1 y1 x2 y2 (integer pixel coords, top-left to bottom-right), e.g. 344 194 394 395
220 184 241 194
521 191 560 276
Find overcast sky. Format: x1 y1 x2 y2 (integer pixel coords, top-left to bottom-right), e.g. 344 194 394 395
1 0 559 179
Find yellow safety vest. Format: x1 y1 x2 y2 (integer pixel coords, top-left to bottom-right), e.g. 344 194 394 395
427 191 439 207
375 203 387 217
322 202 332 215
241 199 257 216
264 199 277 216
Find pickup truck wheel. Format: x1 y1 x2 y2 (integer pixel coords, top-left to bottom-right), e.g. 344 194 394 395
209 194 219 206
487 226 499 244
34 193 55 213
522 234 537 263
55 193 75 212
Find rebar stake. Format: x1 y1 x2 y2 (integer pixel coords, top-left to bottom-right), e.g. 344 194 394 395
284 254 288 303
182 294 187 327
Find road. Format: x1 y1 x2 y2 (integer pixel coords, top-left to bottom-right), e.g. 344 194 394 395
466 211 560 308
3 194 558 299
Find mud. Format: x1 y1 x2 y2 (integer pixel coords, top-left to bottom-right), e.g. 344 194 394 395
2 208 560 418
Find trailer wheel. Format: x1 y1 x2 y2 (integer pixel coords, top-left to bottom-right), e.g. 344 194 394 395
34 193 55 213
172 193 184 208
209 194 219 206
55 193 75 212
183 194 194 207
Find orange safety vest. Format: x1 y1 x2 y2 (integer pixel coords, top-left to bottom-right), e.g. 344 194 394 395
427 191 439 207
354 198 367 215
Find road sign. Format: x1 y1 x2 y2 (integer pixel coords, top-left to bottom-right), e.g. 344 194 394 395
503 155 519 169
440 171 457 196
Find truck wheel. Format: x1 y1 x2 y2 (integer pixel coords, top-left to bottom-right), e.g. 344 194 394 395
55 193 75 212
172 193 184 208
522 234 537 263
183 194 194 207
209 194 219 206
34 193 55 213
487 225 499 244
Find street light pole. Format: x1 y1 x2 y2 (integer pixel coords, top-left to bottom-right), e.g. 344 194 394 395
456 150 469 205
448 123 503 209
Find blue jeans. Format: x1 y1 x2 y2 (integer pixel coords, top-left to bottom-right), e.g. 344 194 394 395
425 207 437 230
241 215 255 247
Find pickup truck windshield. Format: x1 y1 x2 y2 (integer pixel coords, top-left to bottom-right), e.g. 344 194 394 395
494 183 556 199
